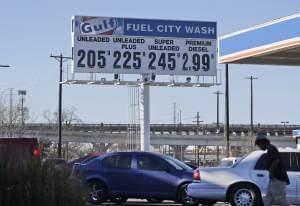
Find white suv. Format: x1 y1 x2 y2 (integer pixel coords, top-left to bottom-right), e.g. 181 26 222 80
186 148 300 206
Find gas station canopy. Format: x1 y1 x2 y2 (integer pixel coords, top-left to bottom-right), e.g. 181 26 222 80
219 13 300 66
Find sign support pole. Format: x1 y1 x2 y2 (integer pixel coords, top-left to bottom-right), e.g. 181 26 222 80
225 64 230 158
140 83 150 151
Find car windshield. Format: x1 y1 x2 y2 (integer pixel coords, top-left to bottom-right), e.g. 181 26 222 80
163 156 192 170
81 155 99 164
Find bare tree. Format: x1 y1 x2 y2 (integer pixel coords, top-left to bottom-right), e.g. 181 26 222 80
43 106 82 126
0 98 29 136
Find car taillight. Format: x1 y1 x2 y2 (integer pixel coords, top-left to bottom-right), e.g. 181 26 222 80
33 148 41 157
193 169 201 181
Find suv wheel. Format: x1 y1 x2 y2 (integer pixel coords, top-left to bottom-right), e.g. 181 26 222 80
229 184 261 206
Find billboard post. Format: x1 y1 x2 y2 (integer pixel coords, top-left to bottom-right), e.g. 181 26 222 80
140 82 150 151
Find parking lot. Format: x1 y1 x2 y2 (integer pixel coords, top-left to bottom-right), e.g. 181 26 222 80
91 200 229 206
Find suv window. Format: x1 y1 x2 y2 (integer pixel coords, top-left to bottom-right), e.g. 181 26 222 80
102 155 132 169
137 155 166 171
254 152 292 171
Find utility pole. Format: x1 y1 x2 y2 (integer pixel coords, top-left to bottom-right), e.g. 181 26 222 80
193 112 203 133
18 90 26 127
213 91 223 130
173 102 177 125
245 76 258 141
178 110 182 125
50 53 72 158
192 112 203 166
9 88 13 137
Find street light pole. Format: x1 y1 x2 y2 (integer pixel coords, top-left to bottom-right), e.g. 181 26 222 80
50 53 71 158
280 121 289 136
245 76 258 140
213 91 223 131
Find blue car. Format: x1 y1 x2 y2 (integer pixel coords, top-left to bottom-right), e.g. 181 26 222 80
73 151 194 204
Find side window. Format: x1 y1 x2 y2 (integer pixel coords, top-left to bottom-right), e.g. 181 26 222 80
254 154 268 170
137 155 166 171
280 153 291 171
290 153 300 172
102 155 132 169
254 153 291 171
296 153 300 171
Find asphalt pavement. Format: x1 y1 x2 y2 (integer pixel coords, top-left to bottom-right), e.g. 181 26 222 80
88 199 229 206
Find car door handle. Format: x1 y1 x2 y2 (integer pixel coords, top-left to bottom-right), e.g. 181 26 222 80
256 174 264 177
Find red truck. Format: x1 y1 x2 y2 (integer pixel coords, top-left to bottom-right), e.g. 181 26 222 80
0 138 41 161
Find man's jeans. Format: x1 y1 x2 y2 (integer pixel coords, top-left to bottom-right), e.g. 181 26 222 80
264 178 289 206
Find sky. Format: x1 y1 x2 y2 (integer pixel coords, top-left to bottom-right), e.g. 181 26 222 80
1 0 300 125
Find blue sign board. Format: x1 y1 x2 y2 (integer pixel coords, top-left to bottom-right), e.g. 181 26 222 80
72 16 217 75
75 16 216 39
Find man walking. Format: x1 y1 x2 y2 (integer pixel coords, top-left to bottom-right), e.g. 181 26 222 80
255 132 290 206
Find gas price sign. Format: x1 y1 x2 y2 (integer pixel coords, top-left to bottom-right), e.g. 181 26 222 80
72 16 217 76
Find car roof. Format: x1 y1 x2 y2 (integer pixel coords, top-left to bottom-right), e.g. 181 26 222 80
278 147 300 152
101 151 164 157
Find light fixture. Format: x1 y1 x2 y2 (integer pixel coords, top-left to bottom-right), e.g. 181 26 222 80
151 73 156 81
186 77 192 83
69 80 77 84
168 80 175 87
193 84 201 87
114 74 119 80
114 81 121 86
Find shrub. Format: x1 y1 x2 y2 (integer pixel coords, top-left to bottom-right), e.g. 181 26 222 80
0 157 85 206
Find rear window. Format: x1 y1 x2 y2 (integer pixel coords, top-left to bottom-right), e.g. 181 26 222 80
102 155 131 169
163 156 191 170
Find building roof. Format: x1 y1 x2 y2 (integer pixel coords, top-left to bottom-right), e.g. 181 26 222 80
219 13 300 66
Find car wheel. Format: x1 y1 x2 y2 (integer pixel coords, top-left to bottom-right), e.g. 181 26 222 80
111 197 128 204
146 198 163 203
229 184 261 206
177 183 190 203
87 180 108 205
182 197 200 206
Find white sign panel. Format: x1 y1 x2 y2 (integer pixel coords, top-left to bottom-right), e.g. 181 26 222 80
72 16 217 76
